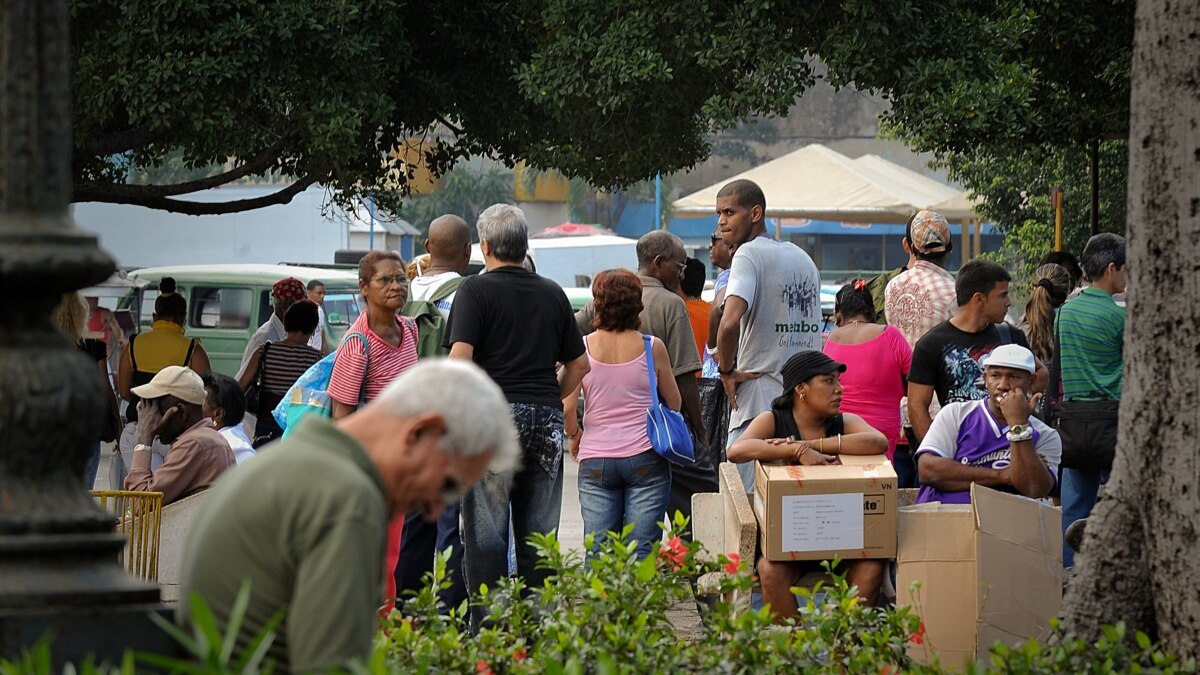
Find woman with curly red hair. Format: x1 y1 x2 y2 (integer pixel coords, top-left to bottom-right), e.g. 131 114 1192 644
821 279 911 460
563 268 681 559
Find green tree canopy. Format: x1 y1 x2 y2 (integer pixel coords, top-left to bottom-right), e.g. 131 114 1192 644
807 0 1133 262
69 0 814 216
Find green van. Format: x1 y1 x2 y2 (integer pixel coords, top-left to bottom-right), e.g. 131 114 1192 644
124 264 362 376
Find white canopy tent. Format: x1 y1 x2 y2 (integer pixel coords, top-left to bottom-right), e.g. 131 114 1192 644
673 143 979 223
672 144 919 223
850 154 979 222
671 143 985 257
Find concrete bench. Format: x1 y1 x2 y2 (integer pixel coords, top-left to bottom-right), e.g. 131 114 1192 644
156 490 209 605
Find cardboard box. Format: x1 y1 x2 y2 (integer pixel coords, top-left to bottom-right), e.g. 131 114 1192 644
752 455 897 561
897 484 1062 670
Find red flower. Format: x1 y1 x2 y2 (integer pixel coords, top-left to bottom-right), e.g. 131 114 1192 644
658 536 688 570
724 552 741 575
513 647 528 661
909 620 927 646
476 661 493 675
880 666 894 675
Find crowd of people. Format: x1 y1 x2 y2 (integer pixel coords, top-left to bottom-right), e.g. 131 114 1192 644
59 177 1125 671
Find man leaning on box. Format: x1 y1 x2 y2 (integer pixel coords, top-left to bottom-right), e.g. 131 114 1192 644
915 344 1061 505
727 350 889 622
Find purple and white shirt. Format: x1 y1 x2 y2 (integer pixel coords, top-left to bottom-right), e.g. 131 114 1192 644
915 400 1061 504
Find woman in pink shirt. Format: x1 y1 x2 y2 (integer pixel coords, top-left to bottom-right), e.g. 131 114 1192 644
563 269 681 559
822 280 911 459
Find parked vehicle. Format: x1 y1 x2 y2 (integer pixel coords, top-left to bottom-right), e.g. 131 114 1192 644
123 264 362 375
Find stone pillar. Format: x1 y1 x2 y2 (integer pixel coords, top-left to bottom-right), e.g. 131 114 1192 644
0 0 172 663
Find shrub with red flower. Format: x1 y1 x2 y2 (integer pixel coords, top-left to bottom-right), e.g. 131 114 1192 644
910 620 927 646
658 536 688 571
723 552 741 575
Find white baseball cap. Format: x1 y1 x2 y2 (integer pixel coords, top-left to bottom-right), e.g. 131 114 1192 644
981 344 1036 375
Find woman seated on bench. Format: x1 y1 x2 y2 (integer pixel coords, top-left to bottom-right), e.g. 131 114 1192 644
727 350 888 622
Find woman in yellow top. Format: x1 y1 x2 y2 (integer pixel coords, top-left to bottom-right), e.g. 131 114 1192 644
116 278 210 476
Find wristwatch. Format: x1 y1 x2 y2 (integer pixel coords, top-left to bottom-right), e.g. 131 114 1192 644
133 443 154 453
1006 424 1033 443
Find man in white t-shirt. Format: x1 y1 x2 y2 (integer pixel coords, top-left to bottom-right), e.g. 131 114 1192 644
306 279 327 352
395 212 474 610
408 214 472 315
715 179 823 491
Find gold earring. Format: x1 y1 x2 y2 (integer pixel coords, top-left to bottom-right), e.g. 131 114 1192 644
798 393 806 402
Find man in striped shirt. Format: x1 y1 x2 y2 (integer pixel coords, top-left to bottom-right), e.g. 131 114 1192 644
1056 233 1125 568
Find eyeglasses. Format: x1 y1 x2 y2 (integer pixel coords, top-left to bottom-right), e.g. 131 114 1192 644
710 235 721 246
372 275 408 287
660 256 688 271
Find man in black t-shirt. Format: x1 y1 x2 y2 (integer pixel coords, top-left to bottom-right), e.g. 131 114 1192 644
444 203 590 628
908 260 1047 444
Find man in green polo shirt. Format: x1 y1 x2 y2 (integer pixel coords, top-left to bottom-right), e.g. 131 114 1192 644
1055 232 1125 568
179 360 520 673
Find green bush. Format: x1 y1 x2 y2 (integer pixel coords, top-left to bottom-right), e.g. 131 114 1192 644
2 522 1195 674
380 518 935 674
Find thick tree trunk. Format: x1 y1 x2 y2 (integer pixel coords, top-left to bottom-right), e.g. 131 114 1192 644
1061 0 1200 657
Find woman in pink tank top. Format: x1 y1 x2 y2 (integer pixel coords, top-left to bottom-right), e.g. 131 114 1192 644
821 281 911 460
563 270 681 559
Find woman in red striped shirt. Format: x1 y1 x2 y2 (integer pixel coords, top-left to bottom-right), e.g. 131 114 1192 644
328 251 419 415
328 250 419 615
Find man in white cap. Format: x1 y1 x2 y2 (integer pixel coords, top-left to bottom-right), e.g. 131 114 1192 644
124 365 235 505
915 344 1061 505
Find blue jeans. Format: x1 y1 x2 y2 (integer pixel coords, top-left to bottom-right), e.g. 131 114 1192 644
84 441 101 489
461 402 564 627
1061 468 1109 568
578 450 671 559
728 420 756 494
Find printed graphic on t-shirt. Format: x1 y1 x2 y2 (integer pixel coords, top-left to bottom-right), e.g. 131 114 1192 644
774 276 823 348
940 340 1000 403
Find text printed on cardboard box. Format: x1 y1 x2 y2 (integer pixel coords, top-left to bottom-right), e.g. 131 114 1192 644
781 492 865 552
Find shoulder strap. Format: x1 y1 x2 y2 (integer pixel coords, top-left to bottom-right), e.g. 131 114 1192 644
996 322 1012 346
341 331 371 406
128 333 140 372
643 335 661 407
1047 317 1063 404
429 276 465 303
184 337 198 366
255 341 269 385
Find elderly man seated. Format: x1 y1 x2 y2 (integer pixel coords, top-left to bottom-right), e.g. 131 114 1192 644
915 344 1061 504
125 365 235 505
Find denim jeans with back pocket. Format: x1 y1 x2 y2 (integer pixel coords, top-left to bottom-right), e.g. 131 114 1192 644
461 402 564 627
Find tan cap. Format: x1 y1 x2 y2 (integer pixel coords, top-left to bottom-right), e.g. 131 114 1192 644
130 365 207 404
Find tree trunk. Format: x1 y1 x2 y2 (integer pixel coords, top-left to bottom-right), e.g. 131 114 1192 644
1061 0 1200 657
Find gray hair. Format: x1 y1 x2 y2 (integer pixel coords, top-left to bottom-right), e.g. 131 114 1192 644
636 230 683 269
372 359 521 474
476 203 529 264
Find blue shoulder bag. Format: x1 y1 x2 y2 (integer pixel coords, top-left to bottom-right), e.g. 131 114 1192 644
642 335 695 465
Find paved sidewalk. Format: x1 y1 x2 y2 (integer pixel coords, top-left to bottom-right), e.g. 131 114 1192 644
558 456 585 553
